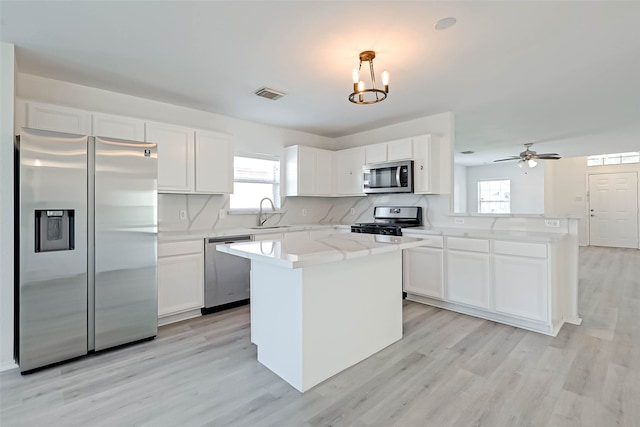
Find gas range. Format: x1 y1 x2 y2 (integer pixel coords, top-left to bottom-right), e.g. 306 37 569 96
351 206 423 236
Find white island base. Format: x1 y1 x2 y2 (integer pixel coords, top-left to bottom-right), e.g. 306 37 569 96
250 251 402 392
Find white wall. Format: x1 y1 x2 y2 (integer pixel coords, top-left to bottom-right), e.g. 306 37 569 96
546 157 640 247
465 161 546 214
453 164 467 213
0 43 16 371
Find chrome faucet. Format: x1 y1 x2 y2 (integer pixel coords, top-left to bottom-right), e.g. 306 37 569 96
258 197 276 227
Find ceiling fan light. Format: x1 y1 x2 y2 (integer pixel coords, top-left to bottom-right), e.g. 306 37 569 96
518 160 525 168
528 159 537 167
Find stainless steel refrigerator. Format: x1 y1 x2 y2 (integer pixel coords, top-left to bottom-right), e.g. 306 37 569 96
16 128 158 373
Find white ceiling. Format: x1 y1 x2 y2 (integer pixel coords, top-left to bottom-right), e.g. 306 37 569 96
1 1 639 165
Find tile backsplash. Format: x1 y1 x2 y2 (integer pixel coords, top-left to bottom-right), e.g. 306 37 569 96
158 193 444 232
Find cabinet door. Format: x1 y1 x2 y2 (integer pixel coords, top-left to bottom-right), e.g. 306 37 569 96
92 112 145 141
413 135 433 194
194 130 233 193
336 146 365 195
446 250 490 309
296 146 316 195
315 149 334 195
146 122 194 193
403 247 444 299
158 252 204 316
494 255 548 322
387 138 413 161
365 143 387 164
27 102 90 134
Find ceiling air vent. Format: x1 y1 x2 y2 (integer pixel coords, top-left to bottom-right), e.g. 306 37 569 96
255 87 286 101
460 150 475 155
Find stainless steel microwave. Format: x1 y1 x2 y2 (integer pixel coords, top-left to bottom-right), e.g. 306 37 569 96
363 160 414 194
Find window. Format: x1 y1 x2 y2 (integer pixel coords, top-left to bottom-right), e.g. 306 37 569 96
587 152 640 166
478 179 510 214
230 155 281 210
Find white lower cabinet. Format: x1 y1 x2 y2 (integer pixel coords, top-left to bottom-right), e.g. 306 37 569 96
403 247 444 299
158 240 204 324
494 247 548 322
403 234 559 335
446 249 490 309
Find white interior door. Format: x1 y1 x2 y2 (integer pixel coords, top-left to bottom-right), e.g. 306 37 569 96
588 172 639 248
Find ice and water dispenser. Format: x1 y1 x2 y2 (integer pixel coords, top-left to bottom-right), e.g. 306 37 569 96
34 209 75 252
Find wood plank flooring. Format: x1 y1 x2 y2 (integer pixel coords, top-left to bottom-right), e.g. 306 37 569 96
1 246 639 426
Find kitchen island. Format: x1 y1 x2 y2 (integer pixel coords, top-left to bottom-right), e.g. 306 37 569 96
217 232 425 392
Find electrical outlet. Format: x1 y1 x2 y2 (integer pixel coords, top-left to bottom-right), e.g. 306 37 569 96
454 217 465 225
219 209 226 219
302 208 308 217
350 208 355 215
179 210 187 220
545 219 560 228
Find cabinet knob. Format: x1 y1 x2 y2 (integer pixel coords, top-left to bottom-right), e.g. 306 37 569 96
420 165 424 170
590 214 595 217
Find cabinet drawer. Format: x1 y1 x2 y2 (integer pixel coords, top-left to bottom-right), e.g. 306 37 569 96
494 241 547 258
158 240 203 257
446 237 489 253
403 233 443 248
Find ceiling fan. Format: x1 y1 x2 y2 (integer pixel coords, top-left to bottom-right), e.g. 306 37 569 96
494 143 561 168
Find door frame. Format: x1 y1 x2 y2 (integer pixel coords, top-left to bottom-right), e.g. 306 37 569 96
586 171 640 248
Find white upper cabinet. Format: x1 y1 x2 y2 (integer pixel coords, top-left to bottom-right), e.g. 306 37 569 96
413 134 451 195
387 138 413 161
336 146 365 196
146 122 195 193
27 102 90 135
194 130 233 194
365 143 387 164
92 112 145 141
364 138 412 164
285 145 334 196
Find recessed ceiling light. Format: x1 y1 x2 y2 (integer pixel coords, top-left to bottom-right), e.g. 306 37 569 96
434 17 457 30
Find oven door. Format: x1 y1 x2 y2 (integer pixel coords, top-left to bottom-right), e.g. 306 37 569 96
363 161 413 194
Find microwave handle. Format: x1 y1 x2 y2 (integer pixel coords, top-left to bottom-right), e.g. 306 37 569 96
396 166 401 187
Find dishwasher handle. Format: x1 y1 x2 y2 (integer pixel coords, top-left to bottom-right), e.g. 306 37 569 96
207 235 252 245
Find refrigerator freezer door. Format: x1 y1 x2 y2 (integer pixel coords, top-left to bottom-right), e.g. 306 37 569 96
94 136 158 351
18 128 88 372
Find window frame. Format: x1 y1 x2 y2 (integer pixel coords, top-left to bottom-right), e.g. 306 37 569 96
229 153 282 212
477 178 511 214
587 152 640 167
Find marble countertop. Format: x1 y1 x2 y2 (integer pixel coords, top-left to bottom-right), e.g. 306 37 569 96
158 224 350 243
402 226 568 242
216 232 426 269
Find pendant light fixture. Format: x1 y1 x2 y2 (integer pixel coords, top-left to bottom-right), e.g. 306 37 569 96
349 50 389 104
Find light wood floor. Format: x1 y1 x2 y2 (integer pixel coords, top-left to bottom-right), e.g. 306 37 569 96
1 246 639 427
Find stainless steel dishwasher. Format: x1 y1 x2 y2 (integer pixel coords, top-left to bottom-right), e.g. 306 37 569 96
202 235 251 314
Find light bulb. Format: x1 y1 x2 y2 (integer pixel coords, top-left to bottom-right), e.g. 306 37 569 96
528 159 537 168
381 71 389 93
352 68 359 84
357 81 365 92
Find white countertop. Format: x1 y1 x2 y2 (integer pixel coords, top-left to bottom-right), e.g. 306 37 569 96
402 226 567 242
158 224 349 243
216 232 426 269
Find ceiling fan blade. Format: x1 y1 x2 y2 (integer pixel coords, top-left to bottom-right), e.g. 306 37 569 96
536 153 559 157
536 155 561 159
494 157 521 162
